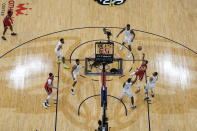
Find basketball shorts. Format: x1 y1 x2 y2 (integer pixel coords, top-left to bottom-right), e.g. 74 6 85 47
124 36 133 45
145 84 155 90
136 71 144 81
55 50 64 58
3 21 11 27
45 86 52 95
122 90 133 98
144 84 155 93
73 72 78 82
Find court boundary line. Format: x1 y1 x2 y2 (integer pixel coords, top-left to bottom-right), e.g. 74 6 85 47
54 63 60 131
77 94 128 116
145 70 151 131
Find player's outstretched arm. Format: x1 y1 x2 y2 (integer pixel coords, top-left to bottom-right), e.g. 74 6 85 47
142 53 145 61
52 86 57 89
48 84 57 89
123 82 126 88
132 75 138 84
131 30 135 42
116 27 125 38
130 72 136 78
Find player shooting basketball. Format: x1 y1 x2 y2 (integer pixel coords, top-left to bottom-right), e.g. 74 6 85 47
130 53 148 93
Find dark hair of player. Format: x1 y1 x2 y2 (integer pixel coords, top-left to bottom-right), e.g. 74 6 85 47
98 120 101 125
127 78 131 83
76 59 79 62
8 10 12 16
49 73 54 77
153 72 158 76
60 38 64 42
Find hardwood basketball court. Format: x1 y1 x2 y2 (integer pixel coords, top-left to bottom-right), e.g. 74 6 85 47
0 0 197 131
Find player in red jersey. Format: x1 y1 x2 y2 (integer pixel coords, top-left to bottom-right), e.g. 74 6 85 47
2 10 17 40
43 73 57 108
130 53 148 93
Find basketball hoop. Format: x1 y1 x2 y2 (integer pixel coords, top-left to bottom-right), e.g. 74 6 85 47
98 63 110 71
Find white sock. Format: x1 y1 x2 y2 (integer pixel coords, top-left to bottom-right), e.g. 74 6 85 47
72 86 74 90
63 64 66 66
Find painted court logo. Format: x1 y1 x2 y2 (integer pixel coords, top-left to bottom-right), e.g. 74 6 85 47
16 3 32 16
94 0 126 6
1 1 32 17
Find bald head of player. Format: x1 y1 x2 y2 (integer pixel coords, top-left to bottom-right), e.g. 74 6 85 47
142 60 148 65
127 78 131 83
60 38 64 44
126 24 130 30
153 72 158 76
76 59 80 65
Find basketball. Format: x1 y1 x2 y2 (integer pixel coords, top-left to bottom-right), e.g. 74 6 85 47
137 46 142 51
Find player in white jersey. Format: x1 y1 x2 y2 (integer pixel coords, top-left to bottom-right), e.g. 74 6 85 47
54 38 70 69
71 59 81 95
120 75 137 109
144 72 158 100
116 24 135 58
